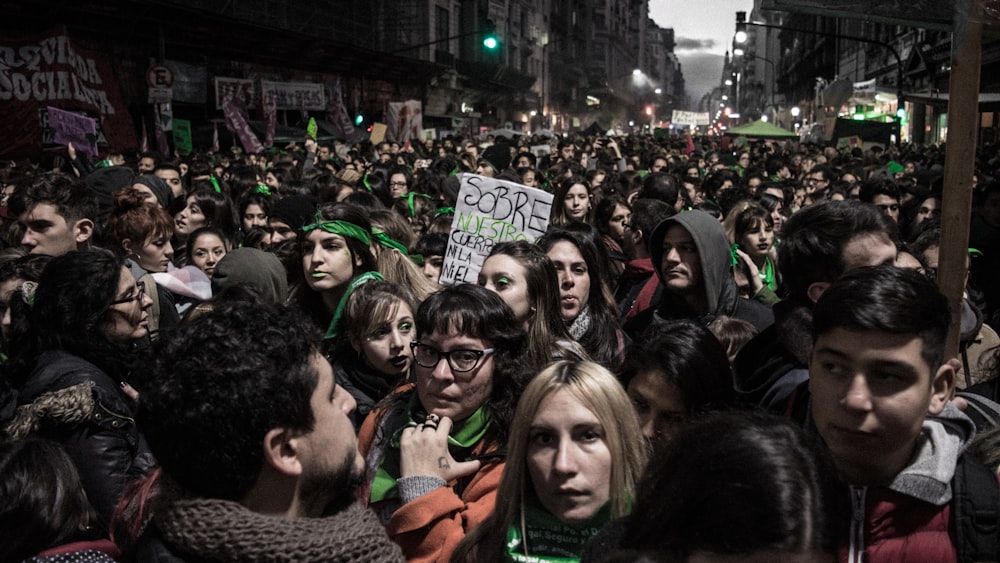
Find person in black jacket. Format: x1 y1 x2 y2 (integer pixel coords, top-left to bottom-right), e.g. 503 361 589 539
1 249 155 530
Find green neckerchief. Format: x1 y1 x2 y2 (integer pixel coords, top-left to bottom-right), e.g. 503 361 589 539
369 395 492 504
254 183 271 196
372 229 408 255
323 271 384 340
504 494 615 562
209 177 221 193
301 212 372 246
760 255 776 292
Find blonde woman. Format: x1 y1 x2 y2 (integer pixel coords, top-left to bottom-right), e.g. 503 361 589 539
453 360 646 562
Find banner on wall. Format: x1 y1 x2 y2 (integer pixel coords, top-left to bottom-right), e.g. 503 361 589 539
214 77 255 110
440 174 553 285
0 27 136 157
386 100 423 142
260 80 325 111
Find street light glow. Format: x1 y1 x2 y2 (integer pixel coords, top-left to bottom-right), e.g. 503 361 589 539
734 47 744 56
791 106 801 117
725 79 733 86
632 68 642 76
654 88 662 94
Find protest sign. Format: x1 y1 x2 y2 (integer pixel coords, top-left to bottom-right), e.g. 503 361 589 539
369 123 387 144
46 106 97 155
172 118 192 156
439 174 553 285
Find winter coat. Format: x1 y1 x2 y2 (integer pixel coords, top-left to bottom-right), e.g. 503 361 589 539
838 403 976 563
358 384 504 563
4 350 155 528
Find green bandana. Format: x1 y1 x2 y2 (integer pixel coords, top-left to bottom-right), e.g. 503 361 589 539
323 271 384 340
254 183 271 196
301 213 372 246
209 177 221 193
406 192 432 217
434 207 455 218
504 495 614 562
373 229 408 255
369 396 493 504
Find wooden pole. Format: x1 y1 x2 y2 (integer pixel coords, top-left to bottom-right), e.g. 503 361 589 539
940 0 983 361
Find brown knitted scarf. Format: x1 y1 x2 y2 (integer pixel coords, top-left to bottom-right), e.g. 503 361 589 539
154 497 404 562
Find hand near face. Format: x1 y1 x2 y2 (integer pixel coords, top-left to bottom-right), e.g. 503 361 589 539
399 416 482 482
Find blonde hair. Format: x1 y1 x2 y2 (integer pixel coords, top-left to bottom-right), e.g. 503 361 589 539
454 360 646 562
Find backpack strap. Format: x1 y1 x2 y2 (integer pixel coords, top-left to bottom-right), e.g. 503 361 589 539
951 453 1000 563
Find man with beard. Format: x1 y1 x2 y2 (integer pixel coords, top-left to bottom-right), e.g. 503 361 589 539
134 302 403 561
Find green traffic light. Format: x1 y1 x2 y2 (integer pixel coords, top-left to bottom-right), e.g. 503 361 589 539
354 114 364 126
483 36 498 50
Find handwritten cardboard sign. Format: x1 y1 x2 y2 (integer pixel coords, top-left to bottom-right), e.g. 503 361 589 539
46 106 97 155
439 173 553 285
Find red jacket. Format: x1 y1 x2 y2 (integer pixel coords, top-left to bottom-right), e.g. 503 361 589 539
842 485 955 563
358 385 504 563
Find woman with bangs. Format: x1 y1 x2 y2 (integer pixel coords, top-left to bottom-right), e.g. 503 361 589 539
359 284 530 563
453 360 646 562
335 280 419 430
723 201 780 299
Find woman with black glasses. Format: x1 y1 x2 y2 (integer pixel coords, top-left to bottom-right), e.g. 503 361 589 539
358 283 529 563
0 249 155 531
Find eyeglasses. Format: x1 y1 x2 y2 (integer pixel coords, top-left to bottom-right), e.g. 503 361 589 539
804 177 826 184
111 283 146 305
410 341 495 373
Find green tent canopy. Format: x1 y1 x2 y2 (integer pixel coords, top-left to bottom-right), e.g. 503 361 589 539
724 120 798 139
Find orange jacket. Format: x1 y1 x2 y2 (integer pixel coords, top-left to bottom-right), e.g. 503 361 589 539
358 386 504 563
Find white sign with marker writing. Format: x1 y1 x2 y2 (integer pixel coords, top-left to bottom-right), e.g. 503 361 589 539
440 174 553 285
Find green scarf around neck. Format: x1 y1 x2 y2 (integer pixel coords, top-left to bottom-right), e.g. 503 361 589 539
504 494 614 562
369 393 492 504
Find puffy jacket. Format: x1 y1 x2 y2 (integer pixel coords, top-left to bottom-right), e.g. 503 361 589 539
842 486 955 563
4 350 155 528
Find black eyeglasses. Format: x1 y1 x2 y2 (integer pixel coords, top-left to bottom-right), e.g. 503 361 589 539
410 341 495 373
111 283 146 305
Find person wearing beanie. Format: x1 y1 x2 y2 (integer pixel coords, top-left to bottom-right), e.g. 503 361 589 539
132 174 175 209
211 247 290 305
477 143 512 178
267 195 318 246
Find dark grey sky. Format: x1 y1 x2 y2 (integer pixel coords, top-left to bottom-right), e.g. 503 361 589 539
649 0 755 109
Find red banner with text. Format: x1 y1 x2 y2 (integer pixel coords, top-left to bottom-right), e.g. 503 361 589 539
0 26 136 159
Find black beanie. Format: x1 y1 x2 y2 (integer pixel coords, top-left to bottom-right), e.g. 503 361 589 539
133 174 174 208
480 143 512 175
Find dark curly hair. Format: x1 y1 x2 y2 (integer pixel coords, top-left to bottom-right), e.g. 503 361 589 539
138 302 321 501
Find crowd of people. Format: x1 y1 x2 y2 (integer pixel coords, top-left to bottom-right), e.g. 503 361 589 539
1 129 1000 562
